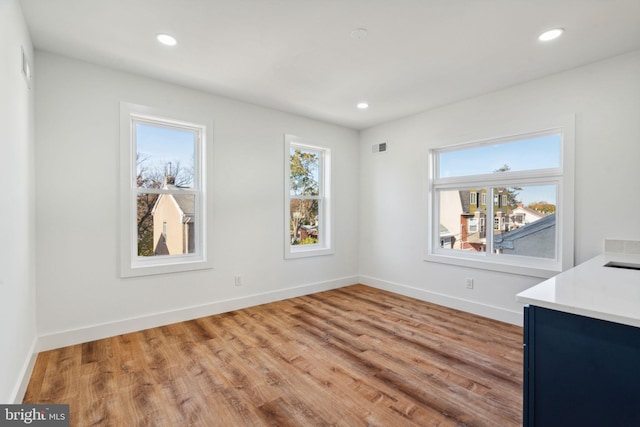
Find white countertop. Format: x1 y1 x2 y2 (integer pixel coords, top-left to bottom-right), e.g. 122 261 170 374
516 252 640 328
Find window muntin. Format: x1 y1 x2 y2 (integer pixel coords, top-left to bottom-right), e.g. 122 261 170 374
284 135 332 258
429 129 568 277
120 103 212 277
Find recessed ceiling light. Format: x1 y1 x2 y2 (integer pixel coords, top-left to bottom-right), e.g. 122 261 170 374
357 102 369 109
538 28 564 42
156 33 177 46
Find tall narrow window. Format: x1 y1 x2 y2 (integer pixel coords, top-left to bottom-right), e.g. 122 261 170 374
284 135 332 259
120 103 212 277
427 125 574 278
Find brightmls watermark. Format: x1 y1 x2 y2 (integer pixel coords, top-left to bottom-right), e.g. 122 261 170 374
0 405 69 426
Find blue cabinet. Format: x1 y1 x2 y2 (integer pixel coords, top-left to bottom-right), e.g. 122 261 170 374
523 306 640 426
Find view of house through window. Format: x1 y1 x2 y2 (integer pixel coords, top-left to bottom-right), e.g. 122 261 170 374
134 120 199 258
438 184 557 258
431 131 564 269
120 103 211 277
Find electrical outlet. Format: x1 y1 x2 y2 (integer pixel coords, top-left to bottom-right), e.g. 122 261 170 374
234 275 242 286
465 277 474 289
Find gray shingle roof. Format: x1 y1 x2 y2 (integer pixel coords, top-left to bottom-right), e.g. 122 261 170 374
494 214 556 249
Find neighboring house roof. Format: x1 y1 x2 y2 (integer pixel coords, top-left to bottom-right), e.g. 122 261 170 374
172 193 195 216
151 182 195 218
439 224 454 237
512 204 547 220
494 214 556 250
459 190 471 214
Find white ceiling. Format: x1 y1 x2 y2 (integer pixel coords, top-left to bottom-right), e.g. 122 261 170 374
19 0 640 130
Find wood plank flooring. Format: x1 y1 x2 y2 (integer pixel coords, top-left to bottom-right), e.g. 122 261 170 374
23 285 523 426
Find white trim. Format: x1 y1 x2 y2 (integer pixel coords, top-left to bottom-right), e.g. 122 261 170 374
33 275 523 354
37 276 357 352
9 337 38 403
426 115 575 277
359 275 522 326
119 102 214 277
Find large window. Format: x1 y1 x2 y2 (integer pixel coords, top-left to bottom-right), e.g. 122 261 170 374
120 103 212 277
427 126 574 277
284 135 333 259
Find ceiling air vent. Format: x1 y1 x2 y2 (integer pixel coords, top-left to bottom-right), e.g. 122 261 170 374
372 142 387 154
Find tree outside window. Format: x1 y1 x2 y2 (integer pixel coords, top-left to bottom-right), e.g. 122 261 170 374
289 148 320 245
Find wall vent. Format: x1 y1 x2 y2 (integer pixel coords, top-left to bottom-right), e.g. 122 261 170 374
372 142 387 154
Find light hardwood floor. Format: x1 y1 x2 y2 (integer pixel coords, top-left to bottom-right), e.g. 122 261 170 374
24 285 523 426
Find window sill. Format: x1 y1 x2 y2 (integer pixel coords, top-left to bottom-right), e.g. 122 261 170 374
121 257 213 278
424 252 561 279
285 246 334 260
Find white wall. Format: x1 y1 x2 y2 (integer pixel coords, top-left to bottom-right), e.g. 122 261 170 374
0 0 36 403
17 20 640 388
34 51 359 349
359 50 640 325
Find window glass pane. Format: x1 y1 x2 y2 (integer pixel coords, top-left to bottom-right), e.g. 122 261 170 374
290 198 319 245
438 188 488 252
136 123 196 189
438 185 556 258
290 147 320 197
137 193 196 256
493 185 557 259
438 134 561 178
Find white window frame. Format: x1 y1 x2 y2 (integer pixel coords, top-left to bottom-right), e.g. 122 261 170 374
119 102 213 277
426 119 575 278
284 134 333 259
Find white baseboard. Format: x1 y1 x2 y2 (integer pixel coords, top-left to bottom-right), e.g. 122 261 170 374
23 275 519 400
38 276 358 352
35 274 520 356
359 275 523 326
10 337 38 403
